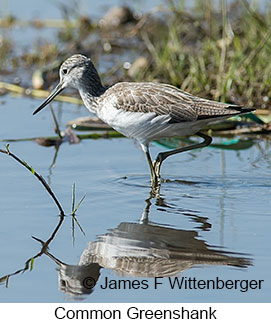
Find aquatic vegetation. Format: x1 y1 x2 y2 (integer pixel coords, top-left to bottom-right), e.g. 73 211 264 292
139 0 271 109
0 0 271 112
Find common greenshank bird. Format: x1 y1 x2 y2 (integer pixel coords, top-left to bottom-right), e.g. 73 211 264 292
33 54 254 186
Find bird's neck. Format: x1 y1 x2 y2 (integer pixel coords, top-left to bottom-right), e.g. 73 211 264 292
79 78 106 113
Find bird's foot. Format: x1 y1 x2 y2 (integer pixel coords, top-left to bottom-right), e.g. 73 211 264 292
150 162 162 194
153 156 162 181
150 177 161 197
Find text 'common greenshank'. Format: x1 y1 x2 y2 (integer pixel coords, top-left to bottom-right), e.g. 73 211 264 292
33 54 254 186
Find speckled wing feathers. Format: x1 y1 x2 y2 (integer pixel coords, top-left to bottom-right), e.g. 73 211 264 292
104 82 252 123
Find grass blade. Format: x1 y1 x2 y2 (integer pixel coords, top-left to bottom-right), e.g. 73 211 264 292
72 193 86 216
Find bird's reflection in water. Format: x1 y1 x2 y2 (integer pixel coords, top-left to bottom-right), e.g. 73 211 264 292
46 194 252 297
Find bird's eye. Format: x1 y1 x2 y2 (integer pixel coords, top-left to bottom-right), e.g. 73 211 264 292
62 68 68 75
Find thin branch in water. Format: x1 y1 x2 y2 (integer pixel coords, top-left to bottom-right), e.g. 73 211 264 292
0 145 64 215
49 144 61 172
0 146 87 286
49 104 62 139
71 183 86 239
0 213 65 286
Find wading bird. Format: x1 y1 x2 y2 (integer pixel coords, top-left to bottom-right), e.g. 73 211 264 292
33 54 254 186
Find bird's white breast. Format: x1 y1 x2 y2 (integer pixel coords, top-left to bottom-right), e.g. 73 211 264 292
98 101 157 141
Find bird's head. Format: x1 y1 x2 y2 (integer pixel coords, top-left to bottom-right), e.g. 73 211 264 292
33 54 100 115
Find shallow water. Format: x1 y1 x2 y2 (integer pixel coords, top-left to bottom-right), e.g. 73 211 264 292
0 94 271 302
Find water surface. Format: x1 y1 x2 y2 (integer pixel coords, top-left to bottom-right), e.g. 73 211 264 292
0 95 270 302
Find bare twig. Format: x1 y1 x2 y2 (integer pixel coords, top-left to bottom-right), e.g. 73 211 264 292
49 105 63 139
0 146 87 287
0 146 64 215
0 214 64 287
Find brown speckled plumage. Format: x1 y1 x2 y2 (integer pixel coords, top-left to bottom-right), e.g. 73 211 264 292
103 82 250 123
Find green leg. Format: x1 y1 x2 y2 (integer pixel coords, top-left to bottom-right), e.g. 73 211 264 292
144 149 159 187
153 132 212 179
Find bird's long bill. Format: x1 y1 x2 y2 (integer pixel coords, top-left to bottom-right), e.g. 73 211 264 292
33 82 65 115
